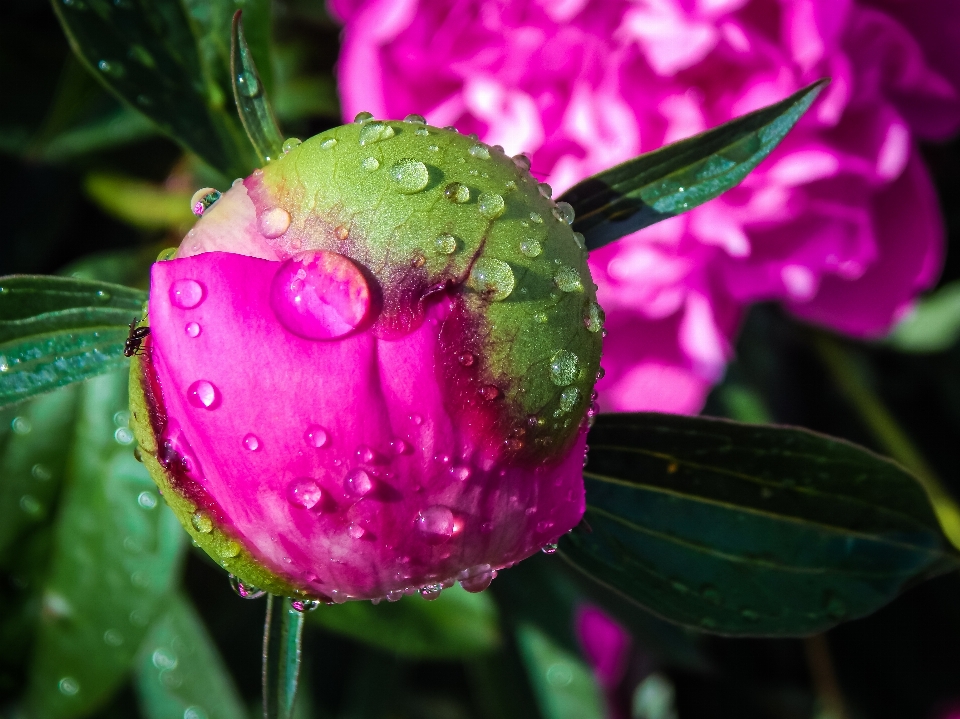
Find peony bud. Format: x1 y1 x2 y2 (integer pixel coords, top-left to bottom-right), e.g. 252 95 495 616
129 118 603 602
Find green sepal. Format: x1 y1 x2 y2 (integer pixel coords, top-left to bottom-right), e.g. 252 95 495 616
562 412 959 636
560 80 827 250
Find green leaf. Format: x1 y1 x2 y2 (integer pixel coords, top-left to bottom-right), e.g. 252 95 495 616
135 592 246 719
562 412 959 636
23 369 186 718
84 172 195 231
0 274 146 408
515 623 606 719
887 280 960 353
309 582 501 658
231 10 284 163
559 80 826 250
51 0 265 179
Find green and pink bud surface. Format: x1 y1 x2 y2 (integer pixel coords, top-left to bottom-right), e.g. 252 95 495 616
130 116 604 602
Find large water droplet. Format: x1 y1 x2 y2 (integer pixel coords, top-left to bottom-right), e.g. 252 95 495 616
229 574 266 599
304 425 329 448
287 478 322 509
282 138 302 154
549 350 579 386
434 234 457 254
520 238 542 257
389 158 429 193
443 182 470 203
270 250 372 341
420 584 443 600
187 380 220 409
459 564 496 592
258 207 291 238
538 183 552 199
220 540 241 558
191 511 213 534
137 491 157 509
418 505 455 543
346 468 373 497
555 201 575 224
190 187 221 217
185 321 201 338
354 111 373 123
170 279 204 309
358 121 395 145
553 266 582 292
470 258 514 301
478 192 505 219
237 71 260 97
584 301 605 332
241 433 260 451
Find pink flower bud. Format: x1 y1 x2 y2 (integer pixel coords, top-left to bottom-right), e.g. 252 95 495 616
130 120 603 602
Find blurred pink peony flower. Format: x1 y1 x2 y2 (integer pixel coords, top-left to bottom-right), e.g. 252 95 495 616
131 121 603 602
576 604 632 690
330 0 960 413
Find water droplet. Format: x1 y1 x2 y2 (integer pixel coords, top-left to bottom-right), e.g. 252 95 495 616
443 182 470 203
479 384 501 401
31 463 52 481
391 439 411 455
152 648 178 670
58 677 80 696
415 127 429 136
103 629 124 647
354 111 373 123
450 465 471 481
187 380 220 409
170 279 204 308
243 433 260 451
470 258 514 301
572 232 586 250
478 192 505 219
291 598 320 612
346 468 373 497
541 542 558 554
468 144 490 159
282 138 302 154
427 144 439 151
361 156 379 171
270 251 372 340
184 707 208 719
19 495 41 516
389 158 429 193
420 584 443 600
584 302 604 332
417 505 455 543
549 350 579 386
559 387 581 412
553 266 582 292
220 540 241 558
386 589 403 602
191 511 213 534
504 180 517 191
190 187 221 217
434 233 457 254
287 478 322 509
98 59 125 77
95 289 111 302
403 113 426 124
229 574 266 599
458 565 496 592
319 137 337 150
458 352 475 366
11 416 31 435
138 491 158 509
513 154 531 170
358 121 395 145
546 663 572 687
181 321 201 339
114 427 134 445
258 207 291 238
554 201 575 224
304 425 329 448
237 71 260 97
520 238 542 257
538 183 553 199
156 247 177 262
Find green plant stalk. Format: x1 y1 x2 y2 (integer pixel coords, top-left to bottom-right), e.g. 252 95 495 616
263 596 304 719
814 332 960 551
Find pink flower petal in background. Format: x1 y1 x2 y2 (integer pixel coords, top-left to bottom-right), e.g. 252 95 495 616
331 0 960 413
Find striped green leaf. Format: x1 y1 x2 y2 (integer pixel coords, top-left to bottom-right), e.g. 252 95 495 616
562 412 959 636
0 275 146 408
560 81 826 250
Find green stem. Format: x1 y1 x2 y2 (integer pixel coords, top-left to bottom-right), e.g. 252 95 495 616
813 332 960 551
263 595 304 719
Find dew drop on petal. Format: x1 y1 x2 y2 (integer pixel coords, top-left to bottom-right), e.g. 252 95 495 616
538 183 553 199
541 542 559 554
291 599 320 612
354 111 373 123
513 154 531 170
282 138 302 154
319 137 337 150
187 380 219 409
458 352 475 366
358 121 395 145
530 212 543 224
287 478 322 509
403 113 426 124
450 465 471 482
584 302 605 333
479 384 501 401
243 434 260 451
468 143 490 159
170 279 204 309
420 584 443 600
191 511 213 534
520 238 542 257
389 158 429 193
549 350 579 386
304 425 329 448
391 439 411 455
270 250 372 340
185 321 201 338
229 574 266 599
258 207 291 238
478 192 505 219
470 258 514 301
559 387 581 412
459 564 497 593
418 505 455 543
346 468 373 497
190 188 221 217
555 201 575 224
443 182 470 203
434 233 457 254
361 156 379 171
553 266 582 292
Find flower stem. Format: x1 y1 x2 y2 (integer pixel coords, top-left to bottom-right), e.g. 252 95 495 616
804 634 849 719
263 595 305 719
813 332 960 551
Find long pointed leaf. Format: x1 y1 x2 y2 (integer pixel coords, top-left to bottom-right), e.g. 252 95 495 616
231 10 284 163
559 81 826 250
562 412 959 636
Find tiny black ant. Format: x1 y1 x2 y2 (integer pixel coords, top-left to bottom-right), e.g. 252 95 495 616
124 317 150 357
